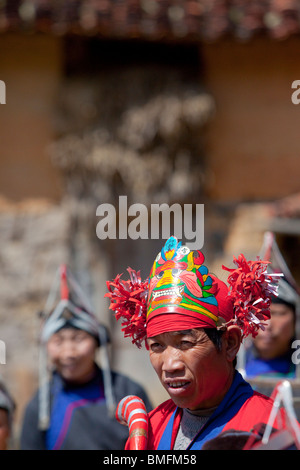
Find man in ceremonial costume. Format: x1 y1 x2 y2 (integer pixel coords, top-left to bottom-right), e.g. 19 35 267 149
245 275 299 379
107 236 299 450
245 232 300 379
21 265 152 450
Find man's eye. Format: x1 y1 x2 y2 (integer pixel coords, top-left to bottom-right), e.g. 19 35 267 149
74 334 86 341
179 340 193 349
150 342 163 352
52 338 62 346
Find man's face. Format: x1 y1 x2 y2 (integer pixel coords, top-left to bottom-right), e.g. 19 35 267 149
47 328 98 384
147 328 233 410
253 303 295 360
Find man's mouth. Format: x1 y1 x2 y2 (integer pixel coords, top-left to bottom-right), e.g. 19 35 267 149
61 362 77 370
259 334 274 343
166 380 190 389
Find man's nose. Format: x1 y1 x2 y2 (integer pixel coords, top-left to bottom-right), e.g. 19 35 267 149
60 341 76 358
162 347 184 375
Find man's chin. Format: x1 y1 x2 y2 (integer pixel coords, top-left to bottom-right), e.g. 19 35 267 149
59 365 81 382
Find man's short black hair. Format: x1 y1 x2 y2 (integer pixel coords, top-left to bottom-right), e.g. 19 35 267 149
204 327 237 368
204 327 225 351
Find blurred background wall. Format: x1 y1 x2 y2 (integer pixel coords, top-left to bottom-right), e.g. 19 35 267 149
0 0 300 445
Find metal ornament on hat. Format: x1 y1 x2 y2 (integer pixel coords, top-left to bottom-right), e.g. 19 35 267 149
221 253 283 339
105 267 149 349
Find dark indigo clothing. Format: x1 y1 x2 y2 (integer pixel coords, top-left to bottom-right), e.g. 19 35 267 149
245 347 296 379
20 365 152 450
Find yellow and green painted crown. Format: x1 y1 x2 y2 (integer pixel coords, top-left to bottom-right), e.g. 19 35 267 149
146 236 219 328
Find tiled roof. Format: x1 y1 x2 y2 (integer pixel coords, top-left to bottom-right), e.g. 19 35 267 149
1 0 300 42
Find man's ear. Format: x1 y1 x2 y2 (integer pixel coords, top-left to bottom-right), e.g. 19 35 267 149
224 325 242 363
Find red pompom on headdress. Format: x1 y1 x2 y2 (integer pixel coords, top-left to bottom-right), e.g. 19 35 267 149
105 268 149 348
222 254 282 338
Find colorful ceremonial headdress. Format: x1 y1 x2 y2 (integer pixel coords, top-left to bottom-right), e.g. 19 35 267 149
146 236 219 337
106 236 281 348
38 265 115 430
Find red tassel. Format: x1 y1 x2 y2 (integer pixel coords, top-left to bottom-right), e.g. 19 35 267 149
60 264 69 300
222 254 280 338
105 268 149 348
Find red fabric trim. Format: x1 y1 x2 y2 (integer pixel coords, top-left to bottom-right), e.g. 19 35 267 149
222 391 288 434
147 399 177 450
146 312 216 338
144 391 291 450
212 275 234 323
170 407 182 449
